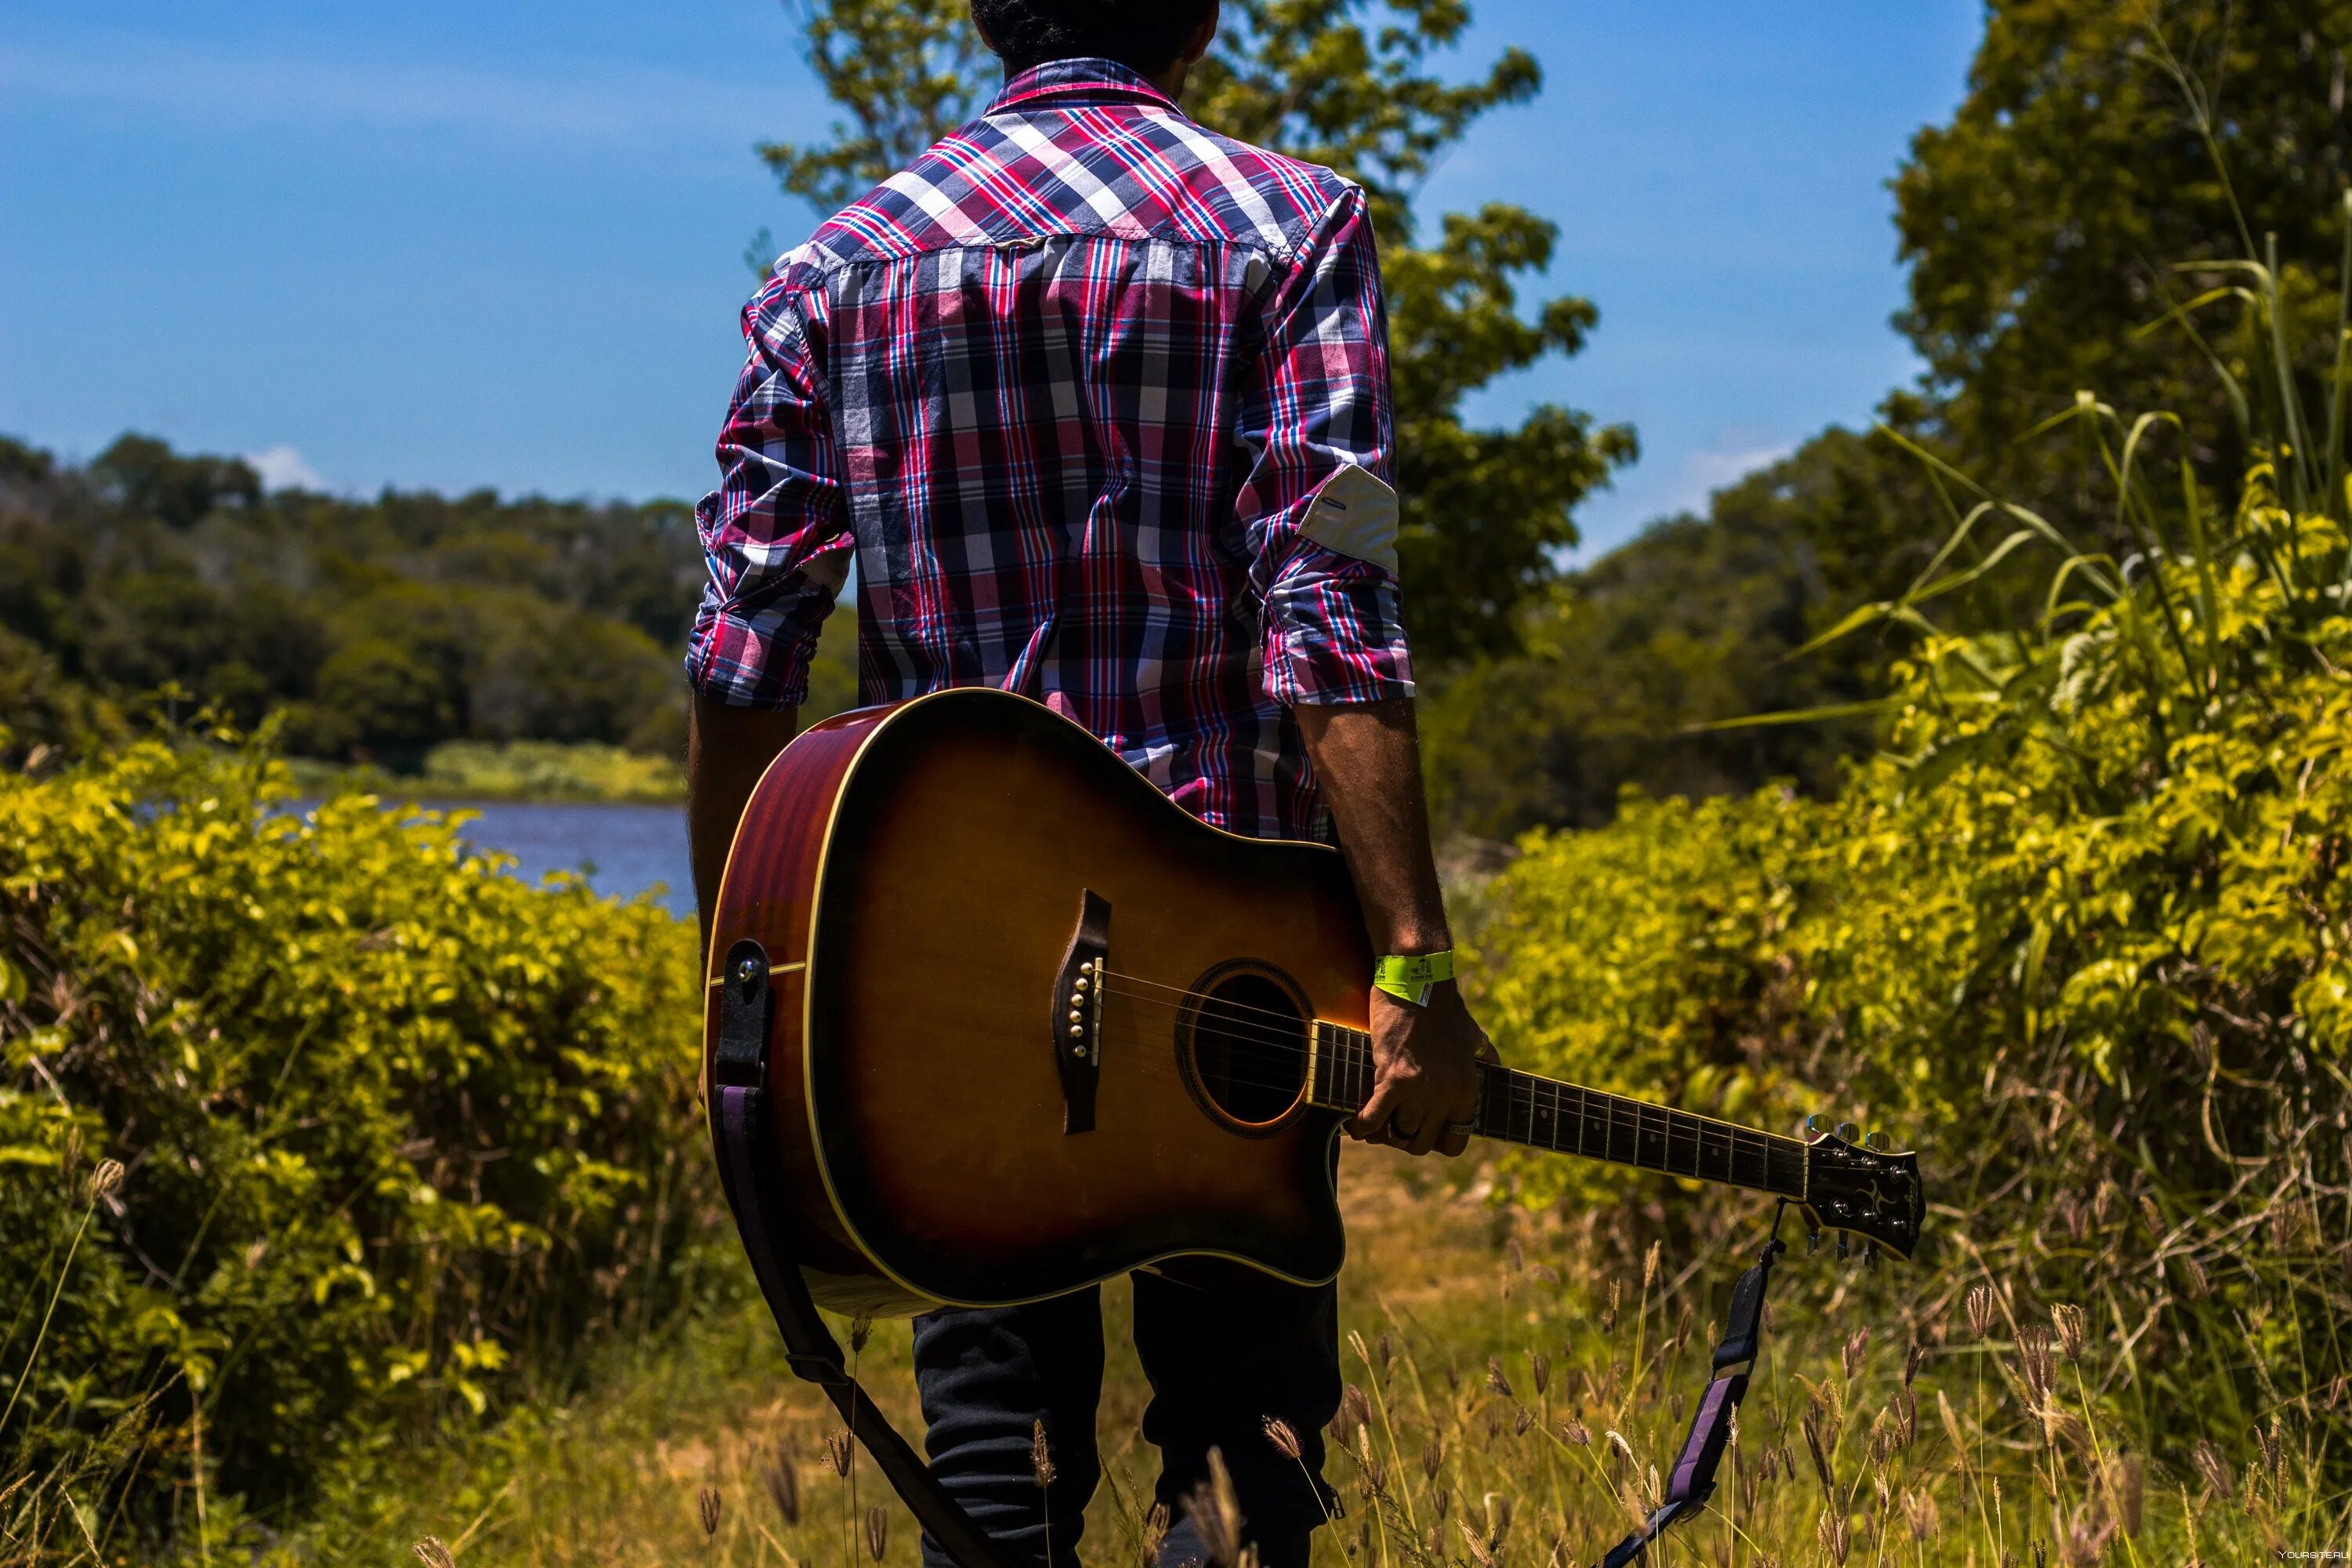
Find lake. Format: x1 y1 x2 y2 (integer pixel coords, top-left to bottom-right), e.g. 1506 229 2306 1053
451 800 695 919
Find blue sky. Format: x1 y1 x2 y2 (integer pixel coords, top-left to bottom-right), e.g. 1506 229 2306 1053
0 1 1980 555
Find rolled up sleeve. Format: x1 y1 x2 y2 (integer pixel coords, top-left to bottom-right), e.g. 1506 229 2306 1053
685 278 851 709
1231 183 1415 709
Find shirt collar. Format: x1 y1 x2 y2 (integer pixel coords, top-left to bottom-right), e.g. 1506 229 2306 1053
987 57 1180 116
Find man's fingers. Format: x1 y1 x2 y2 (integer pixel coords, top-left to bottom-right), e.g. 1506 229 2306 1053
1350 1080 1399 1142
1436 1125 1472 1158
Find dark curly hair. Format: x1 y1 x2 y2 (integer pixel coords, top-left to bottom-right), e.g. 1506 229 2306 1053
970 0 1217 77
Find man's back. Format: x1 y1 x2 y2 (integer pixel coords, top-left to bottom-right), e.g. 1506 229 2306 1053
689 58 1413 840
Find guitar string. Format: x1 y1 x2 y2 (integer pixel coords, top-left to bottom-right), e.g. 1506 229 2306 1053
901 963 1811 1180
1087 978 1807 1158
1047 992 1800 1182
1093 973 1819 1168
1083 979 1807 1166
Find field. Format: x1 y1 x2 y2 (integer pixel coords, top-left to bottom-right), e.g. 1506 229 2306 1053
292 1141 2328 1568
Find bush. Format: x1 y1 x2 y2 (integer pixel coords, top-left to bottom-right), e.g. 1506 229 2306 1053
0 730 719 1543
1475 430 2351 1512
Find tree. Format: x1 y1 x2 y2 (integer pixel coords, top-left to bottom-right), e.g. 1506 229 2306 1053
755 0 1634 664
1421 426 1939 837
1894 1 2352 505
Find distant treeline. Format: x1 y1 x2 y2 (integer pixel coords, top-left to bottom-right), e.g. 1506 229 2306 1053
0 434 707 768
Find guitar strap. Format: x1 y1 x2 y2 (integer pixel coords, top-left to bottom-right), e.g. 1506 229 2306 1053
1595 1207 1788 1568
708 939 1032 1568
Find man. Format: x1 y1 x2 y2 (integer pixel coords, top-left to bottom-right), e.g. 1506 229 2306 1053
685 3 1490 1564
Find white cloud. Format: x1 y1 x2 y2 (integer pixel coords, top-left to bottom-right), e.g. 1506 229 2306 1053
245 445 325 492
1672 435 1798 512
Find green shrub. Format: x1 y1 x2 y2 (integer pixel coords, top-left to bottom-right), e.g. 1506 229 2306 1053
0 731 718 1543
1475 320 2352 1512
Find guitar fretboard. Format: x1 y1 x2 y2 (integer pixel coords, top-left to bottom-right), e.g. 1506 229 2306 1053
1308 1022 1807 1198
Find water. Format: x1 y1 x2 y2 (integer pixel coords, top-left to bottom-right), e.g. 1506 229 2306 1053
452 801 695 919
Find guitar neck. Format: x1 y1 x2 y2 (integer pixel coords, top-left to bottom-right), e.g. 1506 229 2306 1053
1308 1022 1808 1200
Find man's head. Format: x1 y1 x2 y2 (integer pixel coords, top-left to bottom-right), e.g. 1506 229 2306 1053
969 0 1219 92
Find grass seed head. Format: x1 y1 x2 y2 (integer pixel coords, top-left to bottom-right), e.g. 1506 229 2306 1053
2190 1439 2233 1501
1181 1446 1246 1567
1965 1285 1996 1340
1559 1414 1592 1447
412 1539 456 1568
1456 1519 1497 1568
1262 1415 1301 1461
866 1502 890 1562
825 1428 855 1478
1421 1436 1444 1480
697 1484 721 1538
848 1313 875 1354
1816 1507 1851 1566
87 1158 125 1203
1486 1356 1514 1399
1902 1488 1940 1541
1140 1502 1171 1568
2050 1304 2088 1362
1031 1419 1058 1488
1338 1382 1374 1443
1842 1325 1871 1381
2111 1454 2143 1535
761 1443 800 1526
1528 1349 1551 1398
1642 1240 1660 1293
2016 1325 2057 1403
1802 1412 1836 1499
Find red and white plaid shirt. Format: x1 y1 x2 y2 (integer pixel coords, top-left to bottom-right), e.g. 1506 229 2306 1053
688 57 1414 839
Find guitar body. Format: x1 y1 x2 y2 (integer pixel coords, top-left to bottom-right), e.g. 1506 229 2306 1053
705 688 1369 1316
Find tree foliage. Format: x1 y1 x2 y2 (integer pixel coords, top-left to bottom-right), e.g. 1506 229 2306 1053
0 434 706 770
755 0 1633 664
1894 0 2352 502
1423 425 1944 836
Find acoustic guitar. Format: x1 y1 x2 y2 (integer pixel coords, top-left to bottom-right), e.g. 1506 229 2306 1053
703 687 1924 1316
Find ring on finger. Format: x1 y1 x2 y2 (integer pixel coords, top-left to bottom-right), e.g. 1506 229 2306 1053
1443 1117 1477 1137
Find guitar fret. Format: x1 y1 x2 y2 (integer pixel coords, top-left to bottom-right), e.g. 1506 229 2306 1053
1328 1047 1810 1203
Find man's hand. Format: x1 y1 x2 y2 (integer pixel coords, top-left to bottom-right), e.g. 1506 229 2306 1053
1354 983 1494 1156
1294 697 1496 1158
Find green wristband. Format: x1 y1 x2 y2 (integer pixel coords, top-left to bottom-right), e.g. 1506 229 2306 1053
1372 949 1456 1007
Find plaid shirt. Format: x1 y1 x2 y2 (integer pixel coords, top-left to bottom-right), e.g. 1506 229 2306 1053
688 57 1414 839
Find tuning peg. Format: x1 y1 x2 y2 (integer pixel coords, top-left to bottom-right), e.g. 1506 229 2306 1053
1864 1129 1890 1152
1834 1120 1859 1144
1802 1113 1831 1141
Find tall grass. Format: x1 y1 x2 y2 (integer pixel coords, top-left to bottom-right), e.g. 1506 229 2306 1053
275 1149 2336 1566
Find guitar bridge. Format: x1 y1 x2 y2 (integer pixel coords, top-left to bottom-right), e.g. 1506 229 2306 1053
1050 890 1110 1134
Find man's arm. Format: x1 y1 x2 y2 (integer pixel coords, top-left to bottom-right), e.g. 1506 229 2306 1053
688 690 800 955
1296 698 1491 1158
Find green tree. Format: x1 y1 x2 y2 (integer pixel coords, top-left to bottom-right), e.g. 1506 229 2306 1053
1894 0 2352 503
1423 426 1939 837
755 0 1633 664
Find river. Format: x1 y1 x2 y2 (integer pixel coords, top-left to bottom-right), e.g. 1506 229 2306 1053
451 800 695 919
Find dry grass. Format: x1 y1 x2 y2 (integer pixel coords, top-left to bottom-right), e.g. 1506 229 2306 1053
285 1146 2339 1568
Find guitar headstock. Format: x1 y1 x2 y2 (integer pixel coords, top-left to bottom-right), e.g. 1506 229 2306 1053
1796 1116 1926 1263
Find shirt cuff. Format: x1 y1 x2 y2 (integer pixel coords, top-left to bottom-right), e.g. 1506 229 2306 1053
1261 541 1416 707
684 593 832 710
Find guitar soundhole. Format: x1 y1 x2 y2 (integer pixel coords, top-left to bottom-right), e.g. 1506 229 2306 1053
1181 968 1308 1131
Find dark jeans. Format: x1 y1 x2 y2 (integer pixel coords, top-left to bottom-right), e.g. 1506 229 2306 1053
912 1258 1341 1568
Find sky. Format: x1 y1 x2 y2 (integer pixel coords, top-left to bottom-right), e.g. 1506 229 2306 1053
0 1 1983 556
